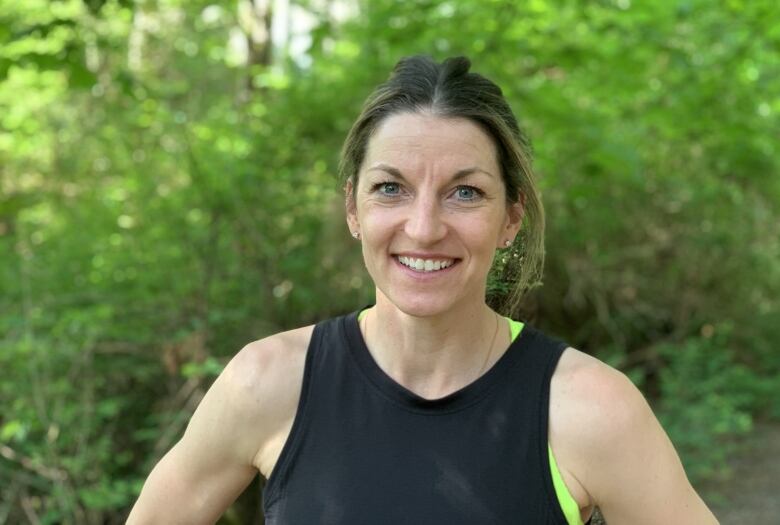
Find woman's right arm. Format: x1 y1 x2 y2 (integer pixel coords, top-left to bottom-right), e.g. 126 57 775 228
127 328 310 524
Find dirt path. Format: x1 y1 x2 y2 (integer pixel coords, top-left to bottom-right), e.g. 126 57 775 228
698 421 780 525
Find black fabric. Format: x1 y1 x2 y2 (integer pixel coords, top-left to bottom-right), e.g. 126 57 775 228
263 310 570 524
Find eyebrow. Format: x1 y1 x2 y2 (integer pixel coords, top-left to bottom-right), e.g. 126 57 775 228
366 163 496 182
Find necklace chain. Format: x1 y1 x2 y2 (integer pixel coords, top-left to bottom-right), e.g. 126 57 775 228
360 309 501 381
477 311 500 379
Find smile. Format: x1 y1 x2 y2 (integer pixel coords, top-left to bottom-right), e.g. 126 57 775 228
395 255 456 273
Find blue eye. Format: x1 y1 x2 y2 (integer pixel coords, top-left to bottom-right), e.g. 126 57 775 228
455 186 481 201
377 182 401 196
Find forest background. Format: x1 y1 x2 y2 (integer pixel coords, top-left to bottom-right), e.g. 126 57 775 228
1 0 778 523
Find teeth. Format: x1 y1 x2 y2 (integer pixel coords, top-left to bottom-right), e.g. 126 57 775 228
397 256 454 272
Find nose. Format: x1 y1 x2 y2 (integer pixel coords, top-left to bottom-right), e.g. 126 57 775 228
403 193 447 245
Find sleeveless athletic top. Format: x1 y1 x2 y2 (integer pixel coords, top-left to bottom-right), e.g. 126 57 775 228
263 310 585 524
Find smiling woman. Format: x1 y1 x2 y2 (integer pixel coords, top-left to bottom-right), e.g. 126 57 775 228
127 56 720 525
346 112 522 320
341 56 545 319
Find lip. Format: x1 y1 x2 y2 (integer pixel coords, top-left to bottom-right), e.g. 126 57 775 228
391 254 460 279
393 252 459 260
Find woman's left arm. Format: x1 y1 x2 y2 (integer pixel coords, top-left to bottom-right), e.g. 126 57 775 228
551 351 720 525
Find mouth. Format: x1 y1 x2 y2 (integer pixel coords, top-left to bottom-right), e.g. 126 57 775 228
394 255 458 273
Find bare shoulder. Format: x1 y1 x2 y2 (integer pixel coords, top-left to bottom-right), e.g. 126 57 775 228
549 347 719 524
229 325 314 475
550 346 661 483
173 324 314 466
549 347 642 441
126 325 315 524
547 348 633 515
226 325 314 435
230 325 313 393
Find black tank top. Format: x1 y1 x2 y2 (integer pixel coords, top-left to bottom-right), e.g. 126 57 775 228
263 310 570 524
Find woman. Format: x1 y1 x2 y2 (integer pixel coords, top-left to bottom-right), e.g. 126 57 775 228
128 56 719 524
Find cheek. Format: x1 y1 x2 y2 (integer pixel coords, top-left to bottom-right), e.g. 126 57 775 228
462 212 505 244
360 205 398 235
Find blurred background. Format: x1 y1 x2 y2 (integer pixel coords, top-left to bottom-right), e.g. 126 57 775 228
1 0 778 523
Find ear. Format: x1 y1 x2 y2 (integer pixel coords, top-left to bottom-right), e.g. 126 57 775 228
345 178 360 235
499 193 525 248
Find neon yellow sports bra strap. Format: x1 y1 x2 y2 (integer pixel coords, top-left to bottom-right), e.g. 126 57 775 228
507 316 523 341
505 317 582 525
548 444 584 525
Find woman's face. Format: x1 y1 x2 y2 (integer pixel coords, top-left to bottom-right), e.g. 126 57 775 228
347 112 523 317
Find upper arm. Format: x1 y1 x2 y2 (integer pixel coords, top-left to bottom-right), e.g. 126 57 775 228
551 350 719 525
127 330 309 524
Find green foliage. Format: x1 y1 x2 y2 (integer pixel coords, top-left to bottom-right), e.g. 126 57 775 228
1 0 779 521
653 326 767 482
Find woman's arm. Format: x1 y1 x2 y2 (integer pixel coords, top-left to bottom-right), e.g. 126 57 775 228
127 329 309 524
550 349 719 525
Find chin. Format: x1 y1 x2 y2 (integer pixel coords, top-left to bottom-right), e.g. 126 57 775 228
395 302 447 319
370 265 486 318
378 289 465 319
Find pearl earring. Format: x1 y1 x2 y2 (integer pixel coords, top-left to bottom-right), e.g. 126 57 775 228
504 239 512 248
352 231 361 239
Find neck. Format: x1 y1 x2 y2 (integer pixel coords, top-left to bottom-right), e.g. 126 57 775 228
361 293 508 399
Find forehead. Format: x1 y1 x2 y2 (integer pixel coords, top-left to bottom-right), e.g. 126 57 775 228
363 113 499 174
